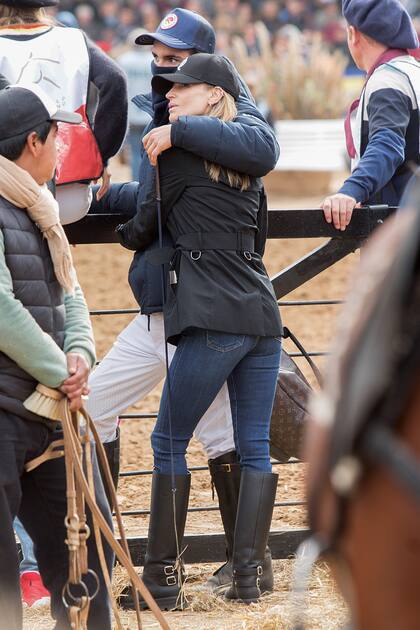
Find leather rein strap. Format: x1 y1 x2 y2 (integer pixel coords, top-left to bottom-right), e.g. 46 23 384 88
282 326 323 386
359 321 420 507
25 388 171 630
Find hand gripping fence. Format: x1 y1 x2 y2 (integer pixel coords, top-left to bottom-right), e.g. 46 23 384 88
23 383 171 630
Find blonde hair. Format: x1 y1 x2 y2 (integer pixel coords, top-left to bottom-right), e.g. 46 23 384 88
0 5 52 26
205 90 250 191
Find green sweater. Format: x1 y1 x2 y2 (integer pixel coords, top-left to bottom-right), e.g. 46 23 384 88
0 229 95 387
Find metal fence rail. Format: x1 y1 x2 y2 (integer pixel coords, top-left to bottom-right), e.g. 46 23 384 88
66 205 396 564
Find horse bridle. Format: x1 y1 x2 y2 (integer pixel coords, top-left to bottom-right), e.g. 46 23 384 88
332 267 420 544
292 254 420 630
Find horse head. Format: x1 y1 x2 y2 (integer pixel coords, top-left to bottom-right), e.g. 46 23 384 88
304 184 420 629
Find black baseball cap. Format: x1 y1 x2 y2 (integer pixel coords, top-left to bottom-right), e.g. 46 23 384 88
152 53 240 100
135 8 215 53
0 84 82 141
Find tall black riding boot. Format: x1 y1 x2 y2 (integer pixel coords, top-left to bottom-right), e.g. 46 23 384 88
205 452 274 594
225 471 278 604
205 451 240 592
100 427 120 507
119 472 191 611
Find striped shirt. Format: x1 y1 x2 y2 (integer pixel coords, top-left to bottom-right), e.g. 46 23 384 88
340 55 420 205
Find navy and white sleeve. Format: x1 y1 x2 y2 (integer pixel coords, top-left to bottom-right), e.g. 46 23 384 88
340 77 412 202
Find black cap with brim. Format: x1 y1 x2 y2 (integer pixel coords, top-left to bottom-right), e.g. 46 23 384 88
152 53 240 100
50 110 82 124
0 84 81 141
152 71 202 96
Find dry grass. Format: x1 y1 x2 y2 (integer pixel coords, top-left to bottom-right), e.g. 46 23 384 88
22 560 347 629
111 559 347 630
231 22 347 120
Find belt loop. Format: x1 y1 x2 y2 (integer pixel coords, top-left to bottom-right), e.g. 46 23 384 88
237 231 243 252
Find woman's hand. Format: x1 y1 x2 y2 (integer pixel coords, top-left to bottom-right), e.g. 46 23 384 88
60 352 90 412
143 126 172 166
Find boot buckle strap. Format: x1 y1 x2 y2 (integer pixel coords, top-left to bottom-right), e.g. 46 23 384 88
234 567 263 576
164 565 177 586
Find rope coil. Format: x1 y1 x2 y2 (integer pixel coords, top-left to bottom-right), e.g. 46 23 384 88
23 384 172 630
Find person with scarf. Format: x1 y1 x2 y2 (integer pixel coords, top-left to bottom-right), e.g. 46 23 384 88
0 83 113 629
0 0 127 604
321 0 420 231
87 7 280 602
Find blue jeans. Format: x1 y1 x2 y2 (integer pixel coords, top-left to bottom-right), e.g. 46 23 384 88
14 517 37 574
152 329 281 475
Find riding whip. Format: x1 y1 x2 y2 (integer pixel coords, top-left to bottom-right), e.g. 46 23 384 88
154 159 188 609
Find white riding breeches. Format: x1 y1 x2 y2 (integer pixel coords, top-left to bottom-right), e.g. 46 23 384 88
56 183 92 225
86 312 235 459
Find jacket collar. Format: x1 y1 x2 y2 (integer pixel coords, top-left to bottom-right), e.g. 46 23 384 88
132 92 153 117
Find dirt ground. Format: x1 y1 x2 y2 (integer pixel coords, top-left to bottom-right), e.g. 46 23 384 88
23 163 355 629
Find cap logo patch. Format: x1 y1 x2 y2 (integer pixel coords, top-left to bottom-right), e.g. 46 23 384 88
160 13 178 30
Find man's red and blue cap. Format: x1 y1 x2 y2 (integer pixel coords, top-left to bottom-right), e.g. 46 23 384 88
135 8 215 53
343 0 419 50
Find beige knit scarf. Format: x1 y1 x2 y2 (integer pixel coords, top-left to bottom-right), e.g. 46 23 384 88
0 155 76 295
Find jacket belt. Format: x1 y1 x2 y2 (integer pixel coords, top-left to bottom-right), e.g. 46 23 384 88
146 231 255 265
176 231 255 252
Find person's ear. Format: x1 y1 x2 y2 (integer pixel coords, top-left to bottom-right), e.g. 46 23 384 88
25 131 40 158
347 25 358 47
208 86 224 106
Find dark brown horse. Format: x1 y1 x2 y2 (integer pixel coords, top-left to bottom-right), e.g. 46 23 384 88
303 193 420 630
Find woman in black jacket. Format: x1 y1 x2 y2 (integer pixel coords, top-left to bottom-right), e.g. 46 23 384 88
117 53 282 607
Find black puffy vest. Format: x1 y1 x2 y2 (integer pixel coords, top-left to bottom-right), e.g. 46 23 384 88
0 196 65 422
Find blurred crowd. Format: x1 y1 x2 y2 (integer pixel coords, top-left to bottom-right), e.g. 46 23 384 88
48 0 420 66
45 0 420 173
